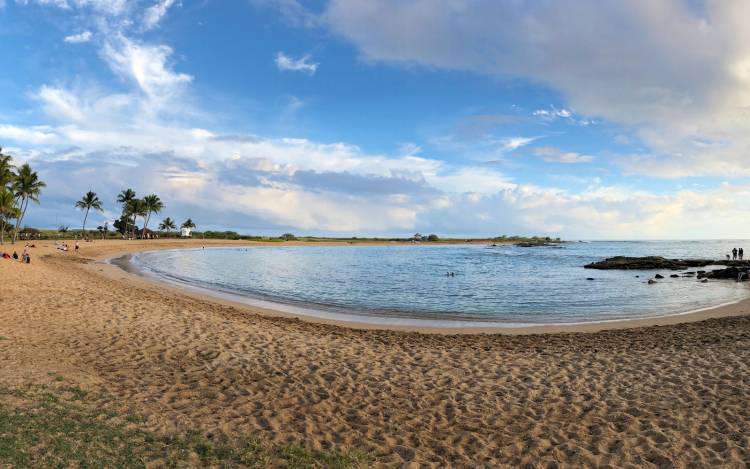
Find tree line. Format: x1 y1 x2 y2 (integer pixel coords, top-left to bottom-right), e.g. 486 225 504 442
0 147 46 244
0 146 196 244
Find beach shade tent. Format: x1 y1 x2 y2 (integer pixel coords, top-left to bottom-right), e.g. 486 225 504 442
181 227 192 238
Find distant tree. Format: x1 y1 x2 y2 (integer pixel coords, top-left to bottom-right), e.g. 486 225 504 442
0 148 14 188
0 188 18 245
113 215 130 236
58 225 69 236
181 218 196 230
141 194 164 238
116 189 136 236
159 217 177 236
128 199 147 238
75 190 103 234
11 163 46 244
280 233 296 241
427 234 439 242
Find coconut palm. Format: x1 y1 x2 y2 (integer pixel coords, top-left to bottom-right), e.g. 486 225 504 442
158 217 176 235
75 190 103 235
181 218 196 230
117 188 136 235
141 194 164 238
11 163 45 244
128 199 148 238
0 148 14 188
0 188 18 245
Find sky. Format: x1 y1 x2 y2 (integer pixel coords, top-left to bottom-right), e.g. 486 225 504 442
2 0 750 239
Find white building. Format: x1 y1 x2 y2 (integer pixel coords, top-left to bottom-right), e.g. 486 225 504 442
181 227 192 238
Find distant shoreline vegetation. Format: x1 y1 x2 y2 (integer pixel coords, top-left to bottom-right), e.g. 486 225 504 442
3 143 564 246
13 229 563 245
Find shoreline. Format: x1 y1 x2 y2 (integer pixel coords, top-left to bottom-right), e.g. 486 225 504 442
3 238 749 467
97 240 750 335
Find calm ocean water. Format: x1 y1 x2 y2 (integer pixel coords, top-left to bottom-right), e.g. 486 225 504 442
131 241 750 326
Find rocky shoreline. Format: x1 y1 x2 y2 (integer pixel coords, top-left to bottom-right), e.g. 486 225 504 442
584 256 750 281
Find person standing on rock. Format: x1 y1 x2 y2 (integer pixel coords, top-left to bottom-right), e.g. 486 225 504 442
732 248 738 260
740 248 744 260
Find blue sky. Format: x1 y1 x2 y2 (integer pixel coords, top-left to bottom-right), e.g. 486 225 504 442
2 0 750 238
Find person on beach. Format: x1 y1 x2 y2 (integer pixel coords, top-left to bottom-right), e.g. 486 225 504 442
740 248 744 260
74 240 80 254
12 251 18 260
733 248 738 260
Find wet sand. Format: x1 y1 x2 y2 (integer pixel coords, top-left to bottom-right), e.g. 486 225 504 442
1 239 749 467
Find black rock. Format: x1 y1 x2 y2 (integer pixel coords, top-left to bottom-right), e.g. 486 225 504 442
586 277 595 281
654 274 664 279
584 256 715 270
670 274 679 278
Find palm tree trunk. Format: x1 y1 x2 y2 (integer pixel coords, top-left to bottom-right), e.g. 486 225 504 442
82 207 90 234
12 196 28 244
143 212 151 239
1 219 5 244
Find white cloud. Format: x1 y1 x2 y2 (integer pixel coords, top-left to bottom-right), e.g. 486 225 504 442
533 146 595 164
143 0 176 30
64 30 93 43
275 52 318 74
498 136 537 152
102 37 192 102
323 1 750 179
26 0 129 15
0 124 57 144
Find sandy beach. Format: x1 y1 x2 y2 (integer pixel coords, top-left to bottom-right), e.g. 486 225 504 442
2 239 750 467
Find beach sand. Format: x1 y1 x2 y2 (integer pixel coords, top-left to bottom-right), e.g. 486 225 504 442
1 239 749 467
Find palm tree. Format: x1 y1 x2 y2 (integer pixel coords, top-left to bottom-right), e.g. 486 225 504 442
0 148 14 188
11 163 45 244
159 217 176 236
117 189 136 235
0 188 18 245
128 199 148 238
141 194 164 238
180 218 196 237
75 190 103 235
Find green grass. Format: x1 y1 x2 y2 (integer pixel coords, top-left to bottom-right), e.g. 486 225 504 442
0 386 369 468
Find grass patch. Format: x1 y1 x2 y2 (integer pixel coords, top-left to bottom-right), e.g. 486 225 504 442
0 386 369 468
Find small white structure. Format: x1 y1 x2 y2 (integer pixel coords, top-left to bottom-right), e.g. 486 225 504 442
181 227 192 238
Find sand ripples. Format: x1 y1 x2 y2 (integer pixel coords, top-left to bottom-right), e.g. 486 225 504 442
1 241 749 467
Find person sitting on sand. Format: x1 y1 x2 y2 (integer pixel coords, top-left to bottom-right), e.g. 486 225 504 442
1 252 10 259
12 251 18 260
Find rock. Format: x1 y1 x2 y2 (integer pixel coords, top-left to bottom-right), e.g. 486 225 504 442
586 277 595 281
697 266 750 280
648 279 658 284
701 279 709 283
670 274 679 278
584 256 715 270
654 274 664 279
